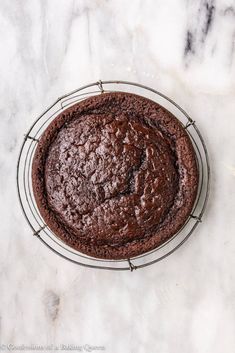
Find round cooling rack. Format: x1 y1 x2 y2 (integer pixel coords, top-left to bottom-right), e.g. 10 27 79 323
16 80 210 271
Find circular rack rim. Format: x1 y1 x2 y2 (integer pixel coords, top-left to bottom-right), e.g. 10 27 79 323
16 80 210 271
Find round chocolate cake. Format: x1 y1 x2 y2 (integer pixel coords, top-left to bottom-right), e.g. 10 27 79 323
32 92 198 260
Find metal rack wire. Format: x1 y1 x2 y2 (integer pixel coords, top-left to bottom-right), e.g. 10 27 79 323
16 80 210 271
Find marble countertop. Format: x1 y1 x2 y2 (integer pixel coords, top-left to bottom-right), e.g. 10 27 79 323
1 0 235 352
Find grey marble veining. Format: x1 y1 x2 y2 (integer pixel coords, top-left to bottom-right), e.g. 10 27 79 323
1 0 235 352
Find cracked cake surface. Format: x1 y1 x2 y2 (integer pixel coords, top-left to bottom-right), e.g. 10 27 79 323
32 92 198 259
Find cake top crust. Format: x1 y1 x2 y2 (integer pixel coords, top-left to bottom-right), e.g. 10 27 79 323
32 92 198 260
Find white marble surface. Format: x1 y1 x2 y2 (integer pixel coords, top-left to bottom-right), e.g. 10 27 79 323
1 0 235 352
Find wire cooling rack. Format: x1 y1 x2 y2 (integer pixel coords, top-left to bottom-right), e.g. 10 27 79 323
16 80 210 271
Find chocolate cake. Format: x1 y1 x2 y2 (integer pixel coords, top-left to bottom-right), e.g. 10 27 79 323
32 92 198 260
